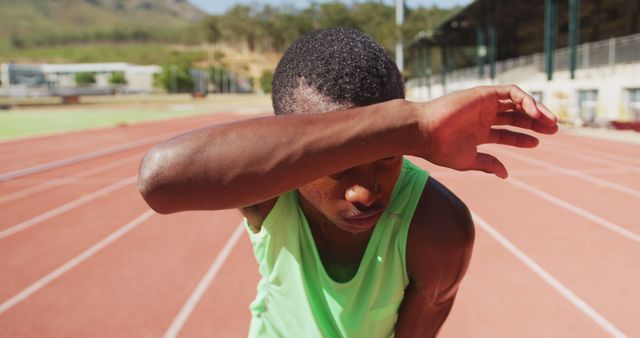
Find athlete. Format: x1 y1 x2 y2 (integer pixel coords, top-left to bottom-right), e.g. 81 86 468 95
138 28 558 337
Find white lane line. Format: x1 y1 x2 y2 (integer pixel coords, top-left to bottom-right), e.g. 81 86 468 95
541 145 640 174
1 177 132 185
0 176 137 240
544 140 640 167
507 177 640 243
594 152 640 167
472 212 628 338
163 222 245 338
429 167 631 178
0 154 141 205
0 132 173 183
0 209 155 315
497 148 640 199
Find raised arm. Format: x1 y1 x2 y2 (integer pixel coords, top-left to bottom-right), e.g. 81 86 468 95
138 85 557 214
138 99 417 213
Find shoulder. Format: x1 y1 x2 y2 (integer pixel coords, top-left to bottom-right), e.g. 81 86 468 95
240 198 278 233
412 177 474 250
406 177 474 301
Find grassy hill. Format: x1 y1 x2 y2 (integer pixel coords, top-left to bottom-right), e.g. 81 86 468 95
0 0 205 49
0 1 459 81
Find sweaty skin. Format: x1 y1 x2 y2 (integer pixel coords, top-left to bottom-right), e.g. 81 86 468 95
138 84 557 336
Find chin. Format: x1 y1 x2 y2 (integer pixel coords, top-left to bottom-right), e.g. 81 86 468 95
340 215 381 234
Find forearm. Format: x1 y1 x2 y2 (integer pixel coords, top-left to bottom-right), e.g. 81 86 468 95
395 284 455 338
138 99 421 213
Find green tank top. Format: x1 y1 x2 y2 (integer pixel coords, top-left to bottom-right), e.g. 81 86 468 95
244 159 428 338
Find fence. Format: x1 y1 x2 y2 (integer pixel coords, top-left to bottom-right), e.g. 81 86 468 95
410 32 640 86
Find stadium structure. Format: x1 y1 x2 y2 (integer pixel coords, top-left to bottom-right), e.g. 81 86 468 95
0 62 249 99
0 63 161 97
406 0 640 127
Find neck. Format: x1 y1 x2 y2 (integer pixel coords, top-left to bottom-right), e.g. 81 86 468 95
297 192 373 280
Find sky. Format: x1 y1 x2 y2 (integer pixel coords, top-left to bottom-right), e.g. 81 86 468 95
190 0 473 15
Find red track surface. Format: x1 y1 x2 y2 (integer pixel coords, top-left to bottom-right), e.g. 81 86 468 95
0 113 637 338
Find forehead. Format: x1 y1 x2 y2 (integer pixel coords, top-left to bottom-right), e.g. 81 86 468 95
291 81 353 115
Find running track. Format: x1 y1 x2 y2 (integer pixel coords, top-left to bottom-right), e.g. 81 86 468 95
0 112 638 337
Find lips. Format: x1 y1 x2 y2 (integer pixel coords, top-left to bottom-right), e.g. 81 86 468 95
343 210 383 229
344 209 383 220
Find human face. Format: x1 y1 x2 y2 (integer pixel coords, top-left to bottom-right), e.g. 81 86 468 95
297 156 403 234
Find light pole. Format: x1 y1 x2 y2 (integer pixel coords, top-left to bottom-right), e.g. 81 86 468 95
396 0 404 72
170 65 177 94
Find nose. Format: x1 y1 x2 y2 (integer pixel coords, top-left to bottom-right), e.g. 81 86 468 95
345 182 382 209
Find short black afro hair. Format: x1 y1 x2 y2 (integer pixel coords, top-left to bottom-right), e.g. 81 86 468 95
272 27 404 115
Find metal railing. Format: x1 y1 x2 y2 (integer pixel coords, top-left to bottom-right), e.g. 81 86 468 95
410 32 640 86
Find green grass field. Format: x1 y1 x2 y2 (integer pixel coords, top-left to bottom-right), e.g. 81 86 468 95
0 108 205 140
0 43 206 65
0 94 272 141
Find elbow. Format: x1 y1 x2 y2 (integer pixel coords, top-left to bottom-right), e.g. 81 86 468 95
137 146 176 214
456 200 475 250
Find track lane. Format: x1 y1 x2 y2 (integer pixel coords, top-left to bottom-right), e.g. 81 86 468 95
2 118 638 337
496 148 640 199
0 112 233 157
163 224 249 338
0 153 142 205
0 184 146 301
525 139 640 192
175 229 258 338
0 113 242 175
0 208 242 338
433 172 639 336
471 213 626 337
548 141 640 167
465 143 640 237
438 221 609 338
0 165 137 233
0 147 146 198
550 132 640 160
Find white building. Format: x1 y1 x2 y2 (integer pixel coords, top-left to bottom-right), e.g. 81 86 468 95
0 62 160 96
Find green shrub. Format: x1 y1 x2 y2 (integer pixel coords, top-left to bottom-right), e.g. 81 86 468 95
109 71 127 85
75 72 96 85
259 70 273 94
155 64 194 93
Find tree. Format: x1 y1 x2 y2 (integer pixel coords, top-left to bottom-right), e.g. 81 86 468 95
202 16 222 44
155 64 194 93
259 70 273 94
109 72 127 85
219 5 258 51
316 2 358 29
352 2 395 50
10 31 26 49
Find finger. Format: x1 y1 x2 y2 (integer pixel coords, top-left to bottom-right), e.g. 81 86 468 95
487 128 539 148
471 152 508 179
536 102 558 126
498 99 516 112
495 111 559 134
493 84 540 119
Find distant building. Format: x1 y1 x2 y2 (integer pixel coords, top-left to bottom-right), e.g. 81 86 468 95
406 0 640 125
0 63 160 97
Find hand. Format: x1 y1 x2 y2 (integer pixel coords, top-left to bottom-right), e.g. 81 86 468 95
416 84 558 179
